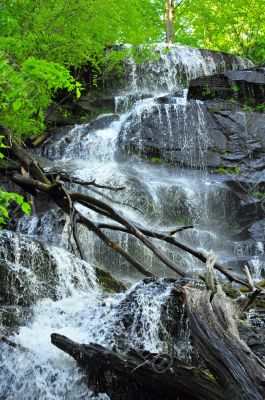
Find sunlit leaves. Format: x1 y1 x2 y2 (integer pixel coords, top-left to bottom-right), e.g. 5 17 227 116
174 0 265 62
0 54 80 137
0 188 31 226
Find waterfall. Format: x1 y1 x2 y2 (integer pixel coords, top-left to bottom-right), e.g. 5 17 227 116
0 45 262 399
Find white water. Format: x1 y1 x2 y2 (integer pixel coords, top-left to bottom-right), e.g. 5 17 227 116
0 45 261 399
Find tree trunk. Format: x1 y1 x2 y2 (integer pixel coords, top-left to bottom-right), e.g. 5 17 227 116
165 0 174 44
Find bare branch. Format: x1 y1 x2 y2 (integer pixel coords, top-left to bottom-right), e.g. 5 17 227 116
47 171 125 192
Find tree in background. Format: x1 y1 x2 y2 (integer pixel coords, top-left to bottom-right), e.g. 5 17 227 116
165 0 175 44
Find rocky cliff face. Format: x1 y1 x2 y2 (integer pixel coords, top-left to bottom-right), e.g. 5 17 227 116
118 65 265 172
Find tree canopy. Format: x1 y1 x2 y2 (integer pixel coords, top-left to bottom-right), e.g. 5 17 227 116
174 0 265 63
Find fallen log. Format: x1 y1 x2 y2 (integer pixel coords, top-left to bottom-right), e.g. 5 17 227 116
51 333 224 400
51 281 265 400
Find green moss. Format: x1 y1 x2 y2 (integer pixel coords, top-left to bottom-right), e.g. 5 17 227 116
99 105 113 114
147 155 170 165
250 191 265 200
175 218 189 226
196 369 217 383
254 296 265 309
149 156 164 164
213 166 241 174
239 319 253 327
231 82 240 95
242 101 265 113
222 284 241 299
208 107 221 113
80 111 92 122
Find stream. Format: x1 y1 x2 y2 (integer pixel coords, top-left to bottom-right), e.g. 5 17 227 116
0 44 264 399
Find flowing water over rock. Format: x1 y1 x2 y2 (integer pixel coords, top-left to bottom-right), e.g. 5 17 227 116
1 45 264 399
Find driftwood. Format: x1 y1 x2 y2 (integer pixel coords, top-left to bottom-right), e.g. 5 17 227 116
51 282 265 400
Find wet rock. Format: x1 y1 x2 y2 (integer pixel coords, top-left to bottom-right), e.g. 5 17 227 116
127 45 253 93
100 278 203 366
82 113 119 132
0 230 96 306
118 97 265 172
16 208 67 247
0 305 32 333
248 219 265 242
0 231 59 306
118 100 218 168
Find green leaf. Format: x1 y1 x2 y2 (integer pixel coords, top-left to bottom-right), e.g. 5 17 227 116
21 201 31 216
12 98 23 111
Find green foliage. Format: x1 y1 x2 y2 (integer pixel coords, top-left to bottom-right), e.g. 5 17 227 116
0 188 31 226
242 102 265 113
201 85 215 98
174 0 265 63
149 156 165 164
0 0 264 140
0 0 163 138
0 55 80 137
0 136 31 226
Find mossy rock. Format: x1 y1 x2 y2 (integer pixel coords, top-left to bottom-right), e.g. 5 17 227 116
95 267 126 293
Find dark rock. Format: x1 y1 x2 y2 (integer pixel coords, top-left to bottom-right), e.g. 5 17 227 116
0 305 32 334
77 96 116 114
188 68 265 106
248 219 265 243
0 230 59 306
239 322 265 362
118 100 220 168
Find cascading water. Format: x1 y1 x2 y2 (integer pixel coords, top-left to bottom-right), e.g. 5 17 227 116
1 45 262 399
